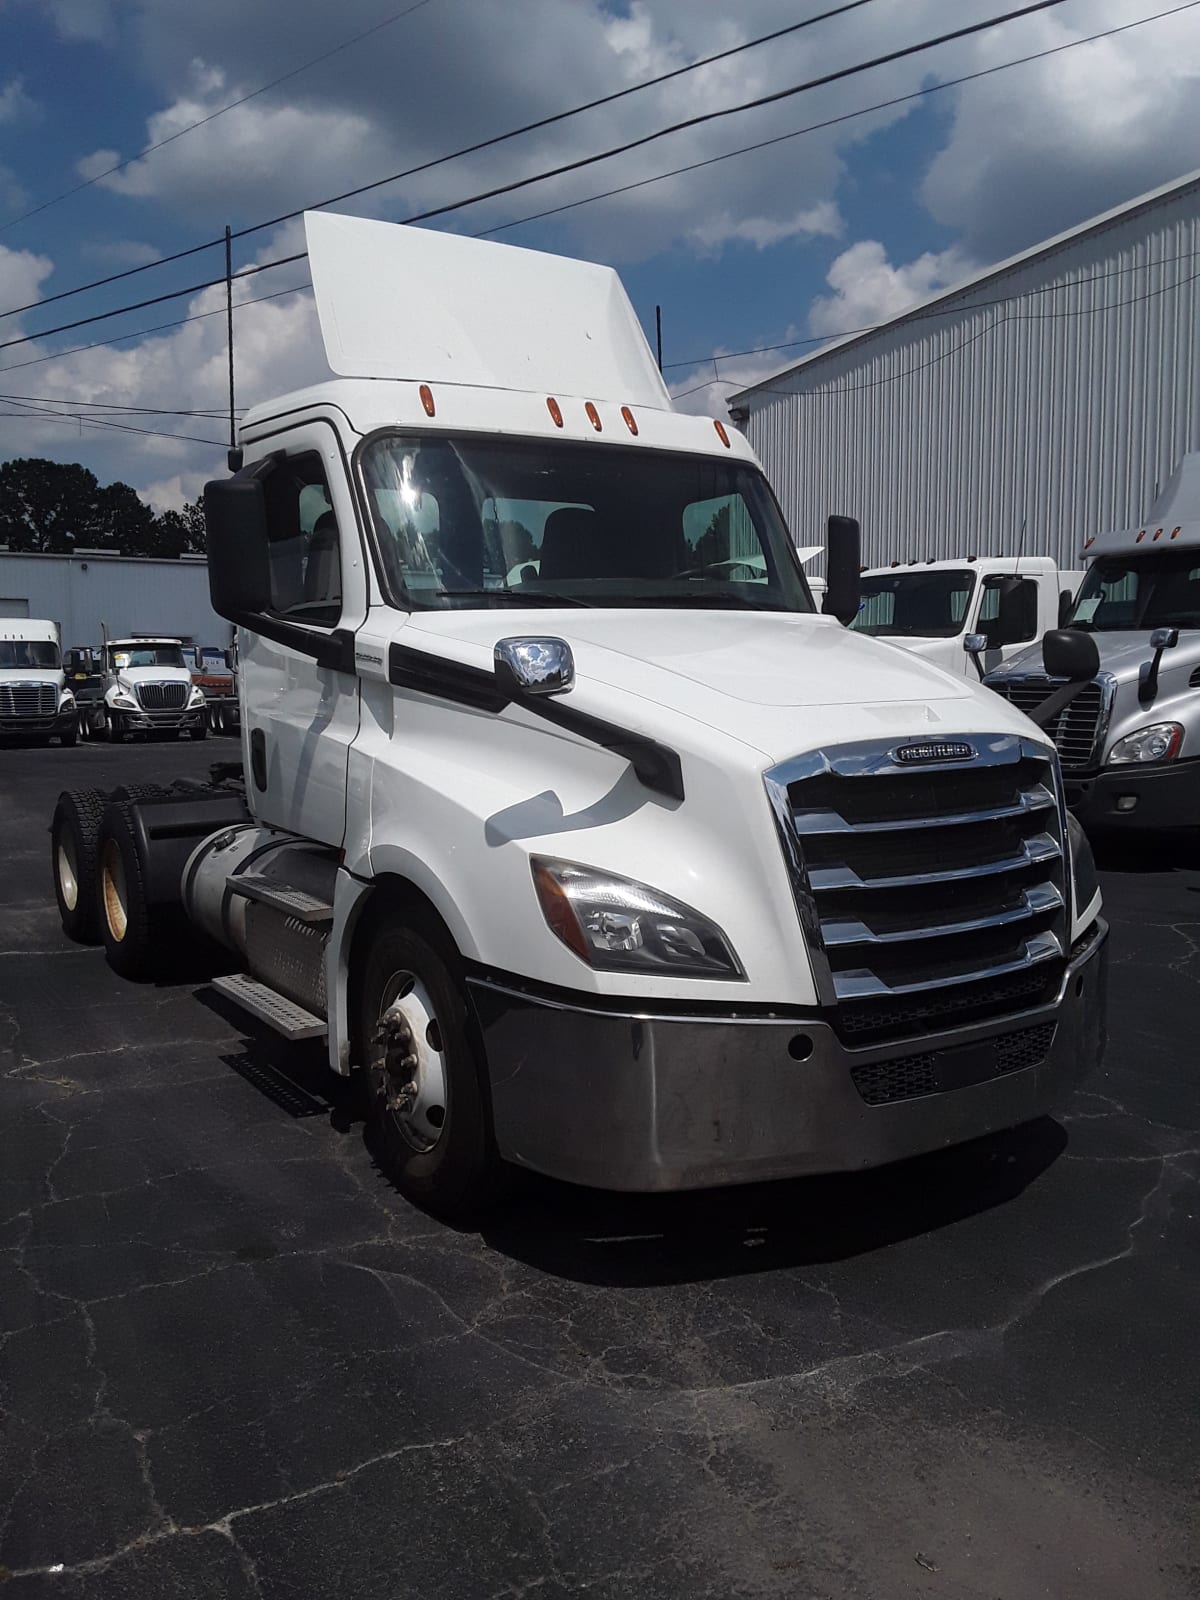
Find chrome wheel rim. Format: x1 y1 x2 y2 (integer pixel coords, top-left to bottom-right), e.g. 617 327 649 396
57 835 79 911
101 838 128 941
371 971 448 1153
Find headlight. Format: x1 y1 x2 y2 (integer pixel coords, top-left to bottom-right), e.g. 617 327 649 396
531 858 745 980
110 692 138 709
188 687 206 707
1107 723 1183 764
59 690 75 708
1065 813 1098 917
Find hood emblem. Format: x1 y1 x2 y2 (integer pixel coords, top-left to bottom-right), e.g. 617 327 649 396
892 740 977 765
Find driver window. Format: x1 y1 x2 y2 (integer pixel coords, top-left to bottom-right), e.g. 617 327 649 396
262 453 342 625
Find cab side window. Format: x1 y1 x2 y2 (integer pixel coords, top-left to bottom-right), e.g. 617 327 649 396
262 453 342 626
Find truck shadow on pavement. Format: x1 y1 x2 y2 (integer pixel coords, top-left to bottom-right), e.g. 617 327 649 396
480 1117 1068 1286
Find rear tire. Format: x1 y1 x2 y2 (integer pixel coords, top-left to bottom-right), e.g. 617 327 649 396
358 918 503 1219
51 788 107 943
97 800 161 979
188 723 208 741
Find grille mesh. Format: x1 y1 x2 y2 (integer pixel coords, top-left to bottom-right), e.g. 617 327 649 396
988 679 1104 771
851 1021 1057 1106
0 683 57 719
136 682 188 709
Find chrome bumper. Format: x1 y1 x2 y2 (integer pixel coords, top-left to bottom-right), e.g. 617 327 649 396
468 921 1108 1192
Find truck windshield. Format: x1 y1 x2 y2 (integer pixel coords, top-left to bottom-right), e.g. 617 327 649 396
0 640 60 669
850 570 975 637
1067 552 1200 631
108 645 186 668
359 435 815 612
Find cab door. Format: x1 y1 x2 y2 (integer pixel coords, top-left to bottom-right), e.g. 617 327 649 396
239 422 366 846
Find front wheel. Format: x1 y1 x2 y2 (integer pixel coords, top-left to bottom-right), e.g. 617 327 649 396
103 708 125 743
187 722 208 741
358 920 503 1219
58 720 78 748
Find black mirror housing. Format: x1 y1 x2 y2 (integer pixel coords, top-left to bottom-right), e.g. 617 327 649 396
993 576 1037 645
204 472 272 621
822 514 861 625
1043 628 1099 683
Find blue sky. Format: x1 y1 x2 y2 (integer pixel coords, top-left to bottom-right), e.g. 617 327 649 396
0 0 1196 507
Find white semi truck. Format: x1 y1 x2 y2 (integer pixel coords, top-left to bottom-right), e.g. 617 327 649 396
988 455 1200 830
0 618 77 745
852 557 1083 680
91 635 209 741
49 214 1108 1216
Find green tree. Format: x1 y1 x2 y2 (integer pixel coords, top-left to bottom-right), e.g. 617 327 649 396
0 457 102 552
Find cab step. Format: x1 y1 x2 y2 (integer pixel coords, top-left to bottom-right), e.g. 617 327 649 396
226 873 334 924
211 974 328 1041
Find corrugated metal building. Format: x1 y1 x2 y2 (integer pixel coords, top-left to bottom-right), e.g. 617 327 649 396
0 551 227 648
731 170 1200 572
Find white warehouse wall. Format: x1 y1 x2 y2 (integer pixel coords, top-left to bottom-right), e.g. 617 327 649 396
736 172 1200 574
0 553 227 647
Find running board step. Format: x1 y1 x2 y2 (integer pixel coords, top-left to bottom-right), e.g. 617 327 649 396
211 974 328 1041
226 873 334 924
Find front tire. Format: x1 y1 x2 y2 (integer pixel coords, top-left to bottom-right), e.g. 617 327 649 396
358 919 502 1219
51 788 107 942
103 708 125 743
188 722 208 741
58 720 78 748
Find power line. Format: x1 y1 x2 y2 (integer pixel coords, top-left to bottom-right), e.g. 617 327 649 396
0 281 312 376
0 0 884 321
0 0 1076 351
2 396 225 446
0 392 241 416
481 0 1200 244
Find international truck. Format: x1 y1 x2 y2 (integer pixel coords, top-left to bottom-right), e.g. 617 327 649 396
48 213 1108 1217
88 633 210 741
0 618 77 745
988 455 1200 831
852 557 1084 679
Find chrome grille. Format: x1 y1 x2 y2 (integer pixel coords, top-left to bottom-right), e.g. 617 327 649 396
987 677 1104 771
136 681 187 710
767 736 1067 1045
0 682 57 719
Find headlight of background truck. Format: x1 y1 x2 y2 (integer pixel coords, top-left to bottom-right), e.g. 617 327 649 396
1107 723 1183 764
188 687 206 707
532 858 745 979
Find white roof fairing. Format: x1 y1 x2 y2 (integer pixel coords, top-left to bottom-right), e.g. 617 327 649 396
304 212 672 409
1086 453 1200 557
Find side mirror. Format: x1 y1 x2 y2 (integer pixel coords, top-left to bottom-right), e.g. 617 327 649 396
204 471 272 621
991 576 1036 645
822 514 861 625
1150 626 1179 652
1043 628 1099 683
1139 626 1180 705
494 637 575 697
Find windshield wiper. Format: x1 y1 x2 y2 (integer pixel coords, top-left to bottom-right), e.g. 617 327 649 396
437 588 592 608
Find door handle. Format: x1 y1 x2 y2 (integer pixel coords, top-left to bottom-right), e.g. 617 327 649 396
250 728 268 792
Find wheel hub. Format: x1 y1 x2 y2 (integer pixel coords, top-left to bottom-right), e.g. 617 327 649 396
372 972 447 1153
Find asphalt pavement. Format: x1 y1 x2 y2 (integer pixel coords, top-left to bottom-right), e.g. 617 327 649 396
0 736 1197 1599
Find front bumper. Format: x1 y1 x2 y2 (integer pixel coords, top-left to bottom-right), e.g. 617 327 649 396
0 703 76 737
468 921 1108 1192
1066 756 1200 830
115 704 207 731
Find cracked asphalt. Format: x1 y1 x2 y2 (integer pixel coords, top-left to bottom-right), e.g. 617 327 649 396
1 738 1197 1599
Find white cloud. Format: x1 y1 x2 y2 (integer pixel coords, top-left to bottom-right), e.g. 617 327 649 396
0 79 38 124
0 243 55 326
688 200 842 254
921 0 1200 259
807 240 978 338
0 160 27 213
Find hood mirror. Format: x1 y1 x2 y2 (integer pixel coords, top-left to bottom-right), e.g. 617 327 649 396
963 632 988 681
495 637 575 698
1140 627 1180 706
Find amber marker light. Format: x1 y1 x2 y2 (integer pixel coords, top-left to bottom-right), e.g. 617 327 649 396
585 402 602 432
713 420 731 447
547 397 564 427
419 384 435 417
621 406 638 436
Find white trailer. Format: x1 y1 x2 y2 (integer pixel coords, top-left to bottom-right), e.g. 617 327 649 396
49 214 1107 1217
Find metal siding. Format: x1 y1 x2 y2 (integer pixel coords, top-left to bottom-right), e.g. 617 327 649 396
0 555 226 647
744 184 1200 572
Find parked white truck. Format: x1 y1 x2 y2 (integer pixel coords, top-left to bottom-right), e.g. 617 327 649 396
0 618 76 745
93 635 209 741
49 214 1107 1216
988 455 1200 830
852 557 1083 679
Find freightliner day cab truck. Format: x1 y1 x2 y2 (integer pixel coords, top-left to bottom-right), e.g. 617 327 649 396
49 214 1108 1217
987 455 1200 831
851 557 1083 681
0 619 77 745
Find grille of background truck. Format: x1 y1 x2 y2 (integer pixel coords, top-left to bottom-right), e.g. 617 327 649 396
987 679 1104 771
136 683 188 710
783 746 1068 1046
0 684 57 720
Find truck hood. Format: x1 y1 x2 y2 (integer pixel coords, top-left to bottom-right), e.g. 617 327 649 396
401 608 1031 763
117 666 195 686
0 670 63 690
993 630 1200 685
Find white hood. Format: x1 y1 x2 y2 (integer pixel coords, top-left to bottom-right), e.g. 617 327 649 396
402 608 1035 765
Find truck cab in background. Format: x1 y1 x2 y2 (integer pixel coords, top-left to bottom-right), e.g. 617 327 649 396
0 619 76 745
99 636 209 742
988 455 1200 830
49 212 1108 1217
852 557 1081 679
